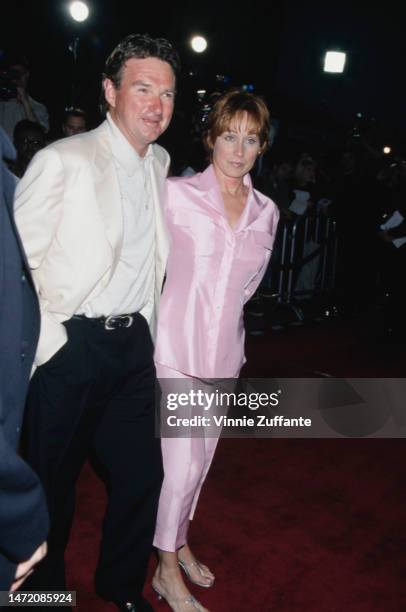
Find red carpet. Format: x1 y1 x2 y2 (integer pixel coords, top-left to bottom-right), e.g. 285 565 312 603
66 319 406 611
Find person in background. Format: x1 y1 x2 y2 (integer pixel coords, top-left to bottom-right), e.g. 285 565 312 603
0 61 49 140
0 126 48 594
260 153 293 215
10 119 46 178
62 107 88 137
152 90 279 612
378 159 406 340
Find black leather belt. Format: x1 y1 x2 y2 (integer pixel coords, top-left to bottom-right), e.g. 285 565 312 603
72 313 136 330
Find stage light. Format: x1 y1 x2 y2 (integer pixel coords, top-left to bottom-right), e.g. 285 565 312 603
383 146 391 155
190 36 207 53
324 51 346 73
69 1 89 22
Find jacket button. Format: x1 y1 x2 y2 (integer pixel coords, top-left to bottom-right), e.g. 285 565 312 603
21 273 26 282
21 352 26 360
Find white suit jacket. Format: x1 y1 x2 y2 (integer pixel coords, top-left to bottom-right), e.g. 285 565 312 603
14 120 170 366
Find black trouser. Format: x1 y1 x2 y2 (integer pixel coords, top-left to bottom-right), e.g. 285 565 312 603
22 314 163 604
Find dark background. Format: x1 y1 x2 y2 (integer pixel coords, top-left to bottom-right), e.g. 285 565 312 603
1 1 405 152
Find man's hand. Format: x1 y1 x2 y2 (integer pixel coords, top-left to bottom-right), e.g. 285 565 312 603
16 86 28 104
15 86 40 124
11 542 47 592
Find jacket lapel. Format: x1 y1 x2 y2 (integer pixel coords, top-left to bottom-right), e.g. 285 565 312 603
92 122 123 270
150 154 169 270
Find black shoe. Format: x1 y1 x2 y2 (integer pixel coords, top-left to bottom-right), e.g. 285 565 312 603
113 598 154 612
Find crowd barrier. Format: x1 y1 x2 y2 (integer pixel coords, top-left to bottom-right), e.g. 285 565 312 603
265 210 338 314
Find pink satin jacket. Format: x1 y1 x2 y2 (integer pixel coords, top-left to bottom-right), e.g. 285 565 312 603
154 164 279 378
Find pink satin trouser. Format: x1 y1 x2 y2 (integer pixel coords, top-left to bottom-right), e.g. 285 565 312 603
153 364 220 552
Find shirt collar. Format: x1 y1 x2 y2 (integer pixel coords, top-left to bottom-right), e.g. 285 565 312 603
106 112 153 177
198 164 262 230
199 163 254 196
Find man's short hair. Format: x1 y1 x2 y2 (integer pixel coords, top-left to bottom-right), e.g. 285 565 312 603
100 33 179 115
103 33 180 89
63 107 87 124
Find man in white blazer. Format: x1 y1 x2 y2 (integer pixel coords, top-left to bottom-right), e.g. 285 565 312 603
14 34 179 612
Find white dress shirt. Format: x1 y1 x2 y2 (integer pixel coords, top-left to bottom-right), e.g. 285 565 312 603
78 113 155 319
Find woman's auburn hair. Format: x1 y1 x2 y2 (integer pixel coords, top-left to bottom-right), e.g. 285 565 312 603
203 89 270 154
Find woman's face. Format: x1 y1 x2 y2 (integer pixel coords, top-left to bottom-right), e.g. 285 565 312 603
212 111 261 180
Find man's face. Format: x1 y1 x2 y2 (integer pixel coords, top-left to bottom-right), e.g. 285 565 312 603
63 115 87 137
104 57 176 156
10 64 29 89
16 128 45 164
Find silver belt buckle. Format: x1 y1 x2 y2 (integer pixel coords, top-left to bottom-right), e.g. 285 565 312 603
104 315 116 330
122 315 133 328
104 314 134 330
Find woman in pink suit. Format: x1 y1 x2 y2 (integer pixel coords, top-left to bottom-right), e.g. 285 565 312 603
152 90 279 611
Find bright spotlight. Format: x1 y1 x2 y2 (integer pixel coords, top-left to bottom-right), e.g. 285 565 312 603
383 146 391 155
324 51 346 73
190 36 207 53
69 1 89 22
